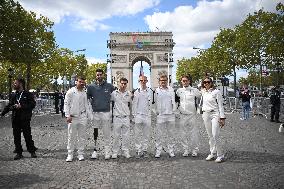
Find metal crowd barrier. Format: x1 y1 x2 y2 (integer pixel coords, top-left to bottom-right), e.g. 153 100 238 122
225 97 284 119
0 100 9 113
34 98 55 115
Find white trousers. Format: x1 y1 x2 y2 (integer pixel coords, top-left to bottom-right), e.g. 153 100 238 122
155 114 175 152
112 116 130 154
67 116 87 155
134 114 151 152
178 114 199 152
202 111 223 157
93 112 112 152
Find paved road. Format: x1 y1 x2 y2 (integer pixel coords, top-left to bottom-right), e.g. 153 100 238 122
0 112 283 189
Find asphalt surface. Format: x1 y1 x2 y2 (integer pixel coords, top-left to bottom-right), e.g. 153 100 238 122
0 111 283 189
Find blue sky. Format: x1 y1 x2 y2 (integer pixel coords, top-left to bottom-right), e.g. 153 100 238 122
18 0 282 88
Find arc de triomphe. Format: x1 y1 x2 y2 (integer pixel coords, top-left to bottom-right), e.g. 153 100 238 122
107 32 175 90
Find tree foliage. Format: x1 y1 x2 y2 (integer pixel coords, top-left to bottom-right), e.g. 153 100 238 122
0 0 56 89
177 3 284 89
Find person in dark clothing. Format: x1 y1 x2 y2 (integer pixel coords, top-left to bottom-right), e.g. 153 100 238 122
59 90 65 117
1 78 37 160
270 86 281 123
54 90 60 114
239 85 251 120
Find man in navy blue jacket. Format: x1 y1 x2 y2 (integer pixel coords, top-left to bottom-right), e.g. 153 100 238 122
87 69 115 159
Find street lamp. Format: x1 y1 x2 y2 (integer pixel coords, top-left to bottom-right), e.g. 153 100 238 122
8 68 13 97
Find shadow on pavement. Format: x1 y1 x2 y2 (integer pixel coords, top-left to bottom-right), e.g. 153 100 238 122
0 173 50 188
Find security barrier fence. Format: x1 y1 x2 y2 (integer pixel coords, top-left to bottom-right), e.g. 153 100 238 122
225 97 284 119
1 97 283 120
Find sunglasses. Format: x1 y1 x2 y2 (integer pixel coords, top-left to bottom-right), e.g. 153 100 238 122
120 83 127 85
203 80 211 84
160 80 167 82
140 80 147 82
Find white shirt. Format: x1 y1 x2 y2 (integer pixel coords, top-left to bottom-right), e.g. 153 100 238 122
64 87 91 118
111 90 132 116
201 88 225 118
155 86 176 115
176 86 201 114
132 87 153 116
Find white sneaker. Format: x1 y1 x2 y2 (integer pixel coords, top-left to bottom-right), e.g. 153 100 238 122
78 154 84 161
205 154 216 161
105 153 111 160
191 150 198 157
91 151 97 159
182 150 189 157
155 150 161 158
66 154 73 162
123 151 131 159
111 154 118 159
169 151 175 158
215 156 225 163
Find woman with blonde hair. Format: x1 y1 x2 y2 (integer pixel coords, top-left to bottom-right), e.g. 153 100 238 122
200 77 226 163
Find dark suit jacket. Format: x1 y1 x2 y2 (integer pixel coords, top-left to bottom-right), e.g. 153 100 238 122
1 90 36 122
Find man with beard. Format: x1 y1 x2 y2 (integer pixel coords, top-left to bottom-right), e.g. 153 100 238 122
1 78 37 160
87 69 115 160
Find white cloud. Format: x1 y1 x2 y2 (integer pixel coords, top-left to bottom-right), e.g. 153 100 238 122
145 0 281 60
18 0 160 31
86 57 106 64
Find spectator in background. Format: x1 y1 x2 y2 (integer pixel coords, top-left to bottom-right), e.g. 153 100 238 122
270 86 281 123
239 85 251 120
60 90 65 117
54 90 60 114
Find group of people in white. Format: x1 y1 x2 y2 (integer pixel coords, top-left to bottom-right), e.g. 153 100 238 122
64 69 226 163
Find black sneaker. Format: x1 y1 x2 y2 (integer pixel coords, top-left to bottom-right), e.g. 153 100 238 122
14 154 23 160
31 152 37 158
275 120 281 123
270 119 275 122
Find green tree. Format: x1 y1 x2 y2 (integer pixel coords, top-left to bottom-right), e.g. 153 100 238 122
0 0 56 90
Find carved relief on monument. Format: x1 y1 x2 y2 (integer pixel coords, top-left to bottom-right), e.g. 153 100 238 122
156 54 167 62
114 55 127 63
114 46 168 52
129 53 153 63
158 70 168 77
116 71 125 82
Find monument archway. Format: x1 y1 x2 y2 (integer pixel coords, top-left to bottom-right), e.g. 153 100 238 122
107 32 175 90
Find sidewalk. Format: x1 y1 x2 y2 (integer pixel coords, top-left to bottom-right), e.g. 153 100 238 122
0 113 283 188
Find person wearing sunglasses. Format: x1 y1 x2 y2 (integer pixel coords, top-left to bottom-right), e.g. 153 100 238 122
176 75 201 157
132 75 154 158
154 74 176 158
110 78 132 159
200 77 226 163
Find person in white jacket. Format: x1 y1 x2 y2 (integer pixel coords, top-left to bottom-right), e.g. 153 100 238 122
154 74 176 158
176 75 201 157
200 77 226 163
111 77 132 159
132 75 153 158
64 76 92 162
